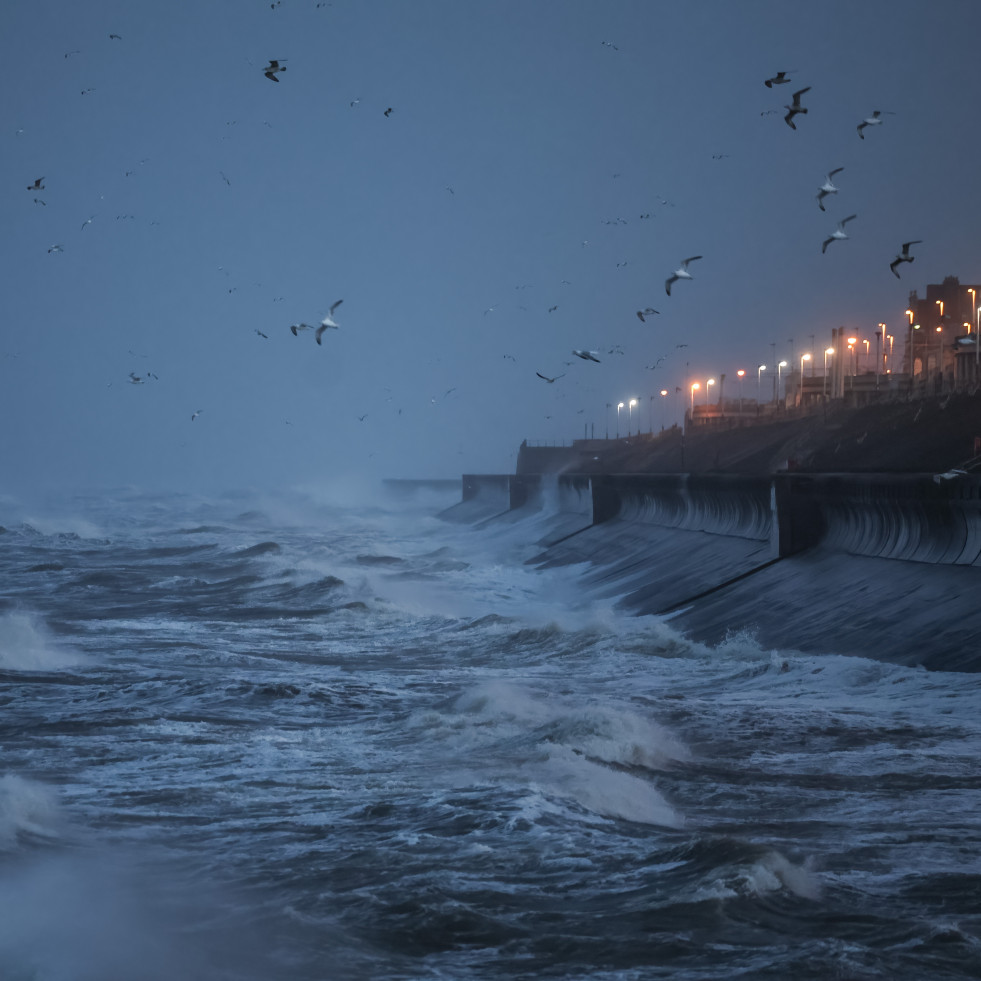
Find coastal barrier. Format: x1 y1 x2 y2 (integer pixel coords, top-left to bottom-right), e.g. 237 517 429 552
442 472 981 671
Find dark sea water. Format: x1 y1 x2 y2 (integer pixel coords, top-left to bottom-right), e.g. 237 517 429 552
0 484 979 980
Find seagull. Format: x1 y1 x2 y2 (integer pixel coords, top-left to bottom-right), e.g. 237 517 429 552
384 107 393 117
263 59 286 82
290 323 314 335
764 70 797 88
47 244 63 253
572 349 601 363
80 216 94 230
889 240 922 278
636 307 660 322
816 167 843 211
129 372 144 384
109 33 122 40
191 410 203 421
315 300 343 343
255 329 268 338
665 256 702 295
821 214 857 253
27 178 44 190
536 372 565 383
783 87 811 129
857 110 893 139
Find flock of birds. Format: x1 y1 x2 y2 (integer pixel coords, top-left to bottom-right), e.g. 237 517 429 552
531 68 920 378
21 34 927 438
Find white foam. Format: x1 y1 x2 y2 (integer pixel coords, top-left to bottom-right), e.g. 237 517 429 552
537 746 685 828
0 612 81 671
0 774 63 850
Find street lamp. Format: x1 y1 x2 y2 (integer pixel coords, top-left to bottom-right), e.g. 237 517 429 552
776 360 787 403
706 378 715 408
847 337 857 376
628 397 637 435
757 364 766 404
616 401 624 438
690 382 700 419
736 369 745 414
799 353 811 401
659 389 668 430
824 346 835 398
936 326 943 390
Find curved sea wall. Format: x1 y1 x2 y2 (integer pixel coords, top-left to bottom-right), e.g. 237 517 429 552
443 472 981 672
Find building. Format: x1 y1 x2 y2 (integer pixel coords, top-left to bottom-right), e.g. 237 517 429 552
904 275 981 392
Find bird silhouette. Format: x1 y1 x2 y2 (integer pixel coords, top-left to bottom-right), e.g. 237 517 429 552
263 59 286 82
822 215 857 253
665 256 702 295
889 241 922 278
816 168 843 212
857 110 893 139
783 87 811 129
764 70 797 88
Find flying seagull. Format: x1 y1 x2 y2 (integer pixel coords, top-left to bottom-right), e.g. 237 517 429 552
80 216 94 230
890 240 922 278
47 244 63 253
27 177 45 191
572 349 601 363
264 59 287 82
128 372 144 384
191 409 203 421
290 323 314 335
765 70 796 88
821 214 857 253
857 110 893 139
636 307 660 322
665 255 702 295
816 167 843 211
255 329 268 338
783 87 811 129
384 107 393 117
315 300 343 344
536 372 565 383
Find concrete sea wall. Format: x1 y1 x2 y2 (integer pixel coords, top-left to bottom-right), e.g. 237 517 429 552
442 472 981 672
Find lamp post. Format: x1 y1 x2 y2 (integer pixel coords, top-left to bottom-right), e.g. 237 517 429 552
758 364 766 406
706 378 715 410
799 353 811 405
628 397 637 435
847 337 857 376
886 334 894 371
971 289 980 370
616 401 624 438
659 389 668 430
936 326 943 391
690 382 699 421
736 369 745 415
776 360 787 404
824 347 834 399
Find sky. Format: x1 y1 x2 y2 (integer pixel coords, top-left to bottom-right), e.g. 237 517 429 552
3 0 981 495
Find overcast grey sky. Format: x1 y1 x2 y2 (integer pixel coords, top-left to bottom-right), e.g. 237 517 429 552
3 0 980 494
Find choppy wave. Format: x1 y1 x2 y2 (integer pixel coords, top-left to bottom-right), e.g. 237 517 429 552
0 486 978 980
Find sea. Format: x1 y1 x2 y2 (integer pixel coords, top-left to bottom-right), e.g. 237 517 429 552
0 482 979 981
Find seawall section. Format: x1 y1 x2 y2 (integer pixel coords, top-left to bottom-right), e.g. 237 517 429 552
442 472 981 672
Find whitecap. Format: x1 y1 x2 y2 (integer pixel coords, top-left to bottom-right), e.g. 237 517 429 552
0 611 81 671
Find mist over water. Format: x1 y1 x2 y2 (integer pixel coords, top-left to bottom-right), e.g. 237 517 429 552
0 485 979 980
